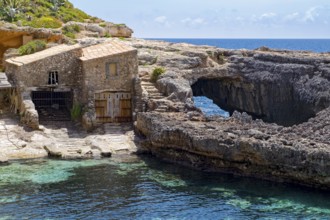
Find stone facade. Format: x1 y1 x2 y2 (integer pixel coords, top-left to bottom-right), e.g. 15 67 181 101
80 48 138 103
79 43 138 128
4 40 138 129
5 44 82 90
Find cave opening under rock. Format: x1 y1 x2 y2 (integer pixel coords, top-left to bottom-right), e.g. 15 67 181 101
191 78 318 127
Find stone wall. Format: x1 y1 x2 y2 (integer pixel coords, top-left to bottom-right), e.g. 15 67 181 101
81 50 138 103
19 91 39 129
5 48 83 101
4 46 84 128
81 50 138 130
0 89 9 109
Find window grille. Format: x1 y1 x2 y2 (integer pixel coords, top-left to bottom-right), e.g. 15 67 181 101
48 71 59 85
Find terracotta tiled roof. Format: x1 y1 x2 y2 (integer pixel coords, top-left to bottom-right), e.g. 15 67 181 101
80 41 136 61
6 44 81 66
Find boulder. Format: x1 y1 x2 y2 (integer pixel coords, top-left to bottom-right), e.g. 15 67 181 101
0 155 8 164
138 51 157 65
88 139 112 158
157 73 193 102
44 144 62 157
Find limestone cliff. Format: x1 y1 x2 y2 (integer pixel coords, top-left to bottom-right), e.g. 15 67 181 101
0 23 63 68
129 39 330 189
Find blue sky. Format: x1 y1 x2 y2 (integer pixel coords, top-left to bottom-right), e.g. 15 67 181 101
70 0 330 38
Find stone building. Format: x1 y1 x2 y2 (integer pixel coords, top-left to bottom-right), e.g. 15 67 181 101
4 40 138 129
0 72 12 111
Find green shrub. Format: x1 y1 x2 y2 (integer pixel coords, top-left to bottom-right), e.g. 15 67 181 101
115 23 126 27
70 103 82 121
27 16 62 28
18 40 47 55
64 32 76 39
58 5 90 22
1 0 93 25
99 22 106 27
62 24 80 38
151 67 165 82
104 33 111 38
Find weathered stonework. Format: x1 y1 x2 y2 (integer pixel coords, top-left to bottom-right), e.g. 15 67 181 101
4 40 138 129
5 44 82 90
81 50 138 103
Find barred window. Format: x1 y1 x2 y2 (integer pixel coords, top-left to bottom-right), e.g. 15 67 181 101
48 71 59 85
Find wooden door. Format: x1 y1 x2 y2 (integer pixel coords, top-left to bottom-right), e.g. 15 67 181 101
95 92 132 123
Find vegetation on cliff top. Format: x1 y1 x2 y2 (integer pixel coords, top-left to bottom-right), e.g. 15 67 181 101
18 40 46 55
0 0 96 27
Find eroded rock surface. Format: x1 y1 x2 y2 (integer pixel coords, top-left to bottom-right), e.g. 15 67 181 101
128 39 330 126
129 39 330 189
0 114 137 162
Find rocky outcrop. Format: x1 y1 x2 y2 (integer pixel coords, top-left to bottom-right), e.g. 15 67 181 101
128 39 330 126
0 154 8 164
65 21 133 38
136 109 330 189
0 115 137 161
0 23 62 68
130 39 330 189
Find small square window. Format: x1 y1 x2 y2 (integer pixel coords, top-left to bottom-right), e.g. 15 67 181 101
48 71 59 85
105 63 118 79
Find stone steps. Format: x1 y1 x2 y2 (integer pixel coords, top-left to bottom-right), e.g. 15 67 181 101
141 81 153 85
140 75 167 110
155 105 168 112
146 89 161 93
149 95 164 99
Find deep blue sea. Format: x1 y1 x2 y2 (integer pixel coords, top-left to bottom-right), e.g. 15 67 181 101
146 38 330 53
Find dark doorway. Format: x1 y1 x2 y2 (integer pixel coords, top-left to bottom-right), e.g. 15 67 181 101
32 91 72 121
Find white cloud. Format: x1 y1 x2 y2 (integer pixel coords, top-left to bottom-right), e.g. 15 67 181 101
155 16 167 23
154 16 171 27
259 12 277 20
181 17 207 27
284 12 299 21
250 12 278 27
303 6 321 22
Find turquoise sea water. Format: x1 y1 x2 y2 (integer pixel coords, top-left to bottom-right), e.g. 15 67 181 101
1 157 330 219
193 96 229 117
146 38 330 53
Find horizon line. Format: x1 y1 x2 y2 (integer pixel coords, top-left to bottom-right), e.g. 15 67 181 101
141 37 330 40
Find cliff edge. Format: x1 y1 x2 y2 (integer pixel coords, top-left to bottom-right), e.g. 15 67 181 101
130 39 330 189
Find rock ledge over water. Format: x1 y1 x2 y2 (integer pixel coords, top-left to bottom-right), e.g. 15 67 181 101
132 39 330 189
